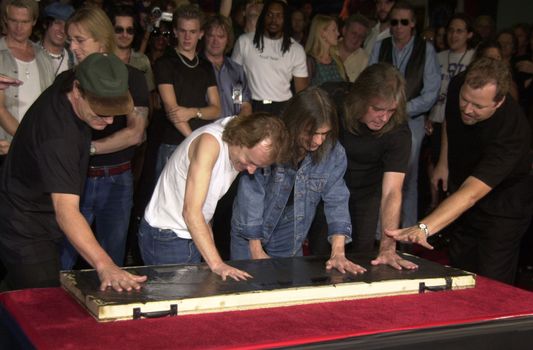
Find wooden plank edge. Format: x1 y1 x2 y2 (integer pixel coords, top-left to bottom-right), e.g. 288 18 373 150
90 274 476 321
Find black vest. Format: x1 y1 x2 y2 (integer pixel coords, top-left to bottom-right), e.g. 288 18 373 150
378 36 426 103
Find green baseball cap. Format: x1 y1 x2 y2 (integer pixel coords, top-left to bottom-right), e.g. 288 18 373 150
75 52 133 116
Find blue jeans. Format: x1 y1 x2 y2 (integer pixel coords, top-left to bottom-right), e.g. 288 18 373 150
154 143 178 182
402 116 426 227
138 217 201 265
61 171 133 269
231 205 303 259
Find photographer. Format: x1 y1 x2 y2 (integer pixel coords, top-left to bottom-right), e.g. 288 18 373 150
139 1 176 55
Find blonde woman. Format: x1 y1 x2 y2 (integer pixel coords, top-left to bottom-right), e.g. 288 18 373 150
305 15 346 86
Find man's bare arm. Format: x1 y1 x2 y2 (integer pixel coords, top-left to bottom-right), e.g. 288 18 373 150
293 76 309 93
92 106 148 154
238 101 252 117
386 176 492 248
0 91 20 137
52 193 147 291
158 83 192 136
372 172 418 269
326 235 367 274
183 134 251 281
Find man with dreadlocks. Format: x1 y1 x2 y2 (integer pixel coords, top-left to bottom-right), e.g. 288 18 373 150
232 0 308 116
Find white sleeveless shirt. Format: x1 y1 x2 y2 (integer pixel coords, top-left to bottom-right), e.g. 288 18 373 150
144 117 238 239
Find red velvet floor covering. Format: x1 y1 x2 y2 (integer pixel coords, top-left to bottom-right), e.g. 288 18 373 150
1 277 533 349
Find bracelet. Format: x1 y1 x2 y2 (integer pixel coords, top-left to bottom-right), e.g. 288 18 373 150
417 222 430 238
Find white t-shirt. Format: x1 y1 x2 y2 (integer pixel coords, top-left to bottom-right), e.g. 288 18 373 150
232 32 308 102
429 49 474 123
144 117 238 239
7 58 41 137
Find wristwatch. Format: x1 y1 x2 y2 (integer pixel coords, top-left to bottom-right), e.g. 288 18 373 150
89 143 96 156
196 108 203 119
417 222 430 238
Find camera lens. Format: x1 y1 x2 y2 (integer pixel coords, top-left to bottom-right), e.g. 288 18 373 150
151 6 162 18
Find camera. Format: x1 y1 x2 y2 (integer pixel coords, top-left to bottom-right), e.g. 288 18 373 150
151 6 173 28
161 12 173 22
151 6 162 18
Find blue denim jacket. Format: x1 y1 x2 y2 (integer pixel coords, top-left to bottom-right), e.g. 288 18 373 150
231 141 352 244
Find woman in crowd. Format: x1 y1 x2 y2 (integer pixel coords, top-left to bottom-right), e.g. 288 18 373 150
305 15 346 86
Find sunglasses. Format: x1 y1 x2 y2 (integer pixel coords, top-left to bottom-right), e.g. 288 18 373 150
114 26 135 35
390 19 410 27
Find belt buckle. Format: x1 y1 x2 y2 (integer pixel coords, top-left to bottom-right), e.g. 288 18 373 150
262 99 272 104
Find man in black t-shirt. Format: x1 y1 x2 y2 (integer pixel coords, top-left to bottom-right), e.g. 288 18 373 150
60 7 150 270
0 53 147 291
153 4 221 177
387 58 532 284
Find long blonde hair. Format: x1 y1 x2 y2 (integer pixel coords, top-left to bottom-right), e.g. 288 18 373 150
305 15 346 80
66 7 117 55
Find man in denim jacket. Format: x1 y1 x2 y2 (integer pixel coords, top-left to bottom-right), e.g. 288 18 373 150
231 87 366 274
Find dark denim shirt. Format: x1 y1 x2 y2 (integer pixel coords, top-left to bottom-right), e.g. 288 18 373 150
231 141 352 243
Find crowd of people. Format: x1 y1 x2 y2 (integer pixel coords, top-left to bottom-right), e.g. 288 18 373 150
0 0 531 293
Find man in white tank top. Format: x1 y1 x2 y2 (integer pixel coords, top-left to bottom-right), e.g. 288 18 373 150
139 113 288 281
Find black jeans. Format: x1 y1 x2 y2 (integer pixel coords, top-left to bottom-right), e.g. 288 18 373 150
448 208 532 284
0 239 61 290
251 100 288 116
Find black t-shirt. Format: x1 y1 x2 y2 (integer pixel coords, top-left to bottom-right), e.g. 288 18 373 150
446 74 532 217
153 49 217 145
340 121 411 198
0 71 91 250
90 65 149 166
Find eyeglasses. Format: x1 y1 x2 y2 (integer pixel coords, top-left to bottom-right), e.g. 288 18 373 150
390 19 410 27
114 26 135 35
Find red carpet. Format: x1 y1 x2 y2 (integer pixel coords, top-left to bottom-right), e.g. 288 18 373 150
1 277 533 349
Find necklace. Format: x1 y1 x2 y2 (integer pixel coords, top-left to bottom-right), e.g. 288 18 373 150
393 45 410 71
176 49 199 68
41 42 66 76
15 59 31 80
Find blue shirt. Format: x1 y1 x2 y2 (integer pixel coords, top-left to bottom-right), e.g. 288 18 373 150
369 36 441 118
231 142 352 244
210 56 252 118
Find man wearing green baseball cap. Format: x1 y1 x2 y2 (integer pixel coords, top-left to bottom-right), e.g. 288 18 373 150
0 53 147 291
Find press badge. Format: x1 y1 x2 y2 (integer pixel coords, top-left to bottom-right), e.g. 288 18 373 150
232 84 243 105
